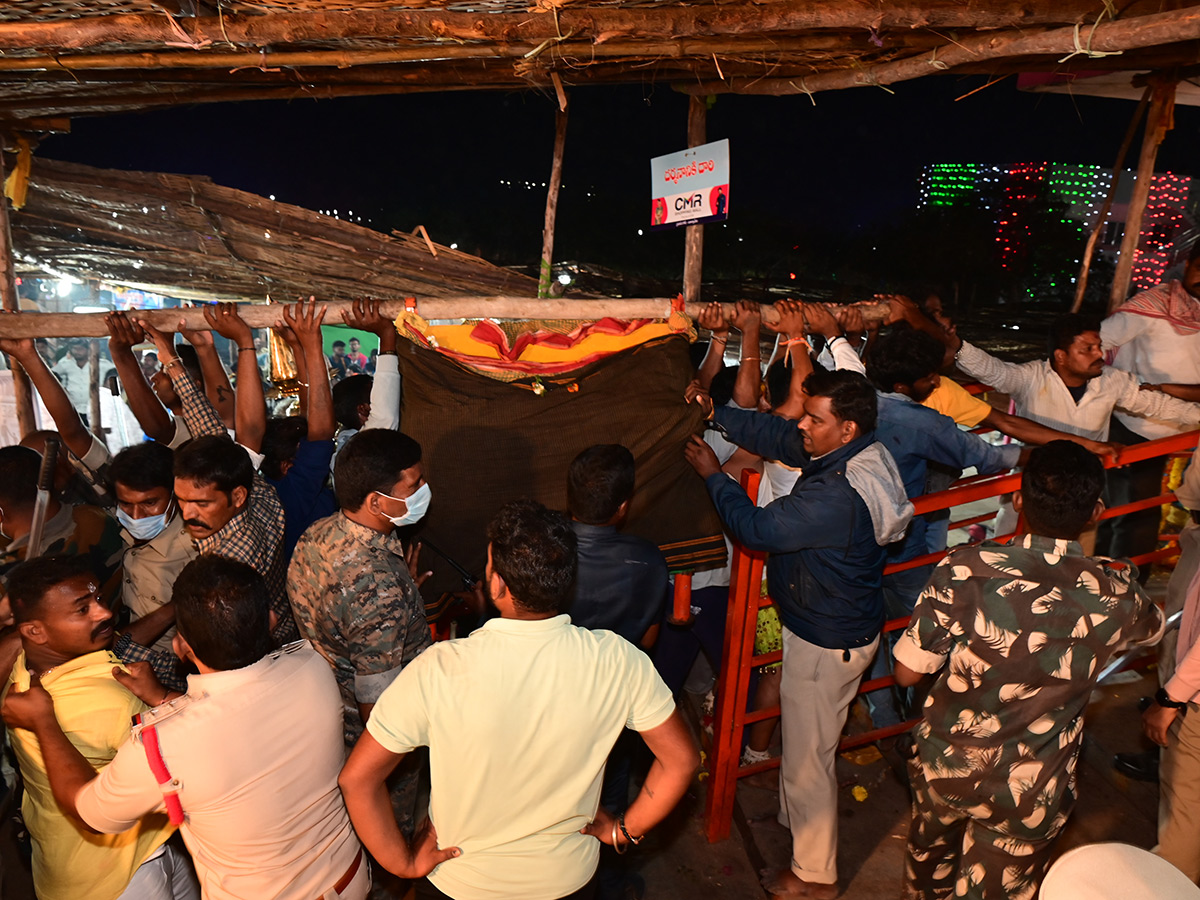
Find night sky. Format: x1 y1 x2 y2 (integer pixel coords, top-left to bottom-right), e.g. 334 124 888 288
35 74 1200 279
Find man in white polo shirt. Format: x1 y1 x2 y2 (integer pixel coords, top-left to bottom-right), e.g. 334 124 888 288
339 499 699 900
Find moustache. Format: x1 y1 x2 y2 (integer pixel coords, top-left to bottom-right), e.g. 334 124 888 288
92 617 116 640
184 519 209 530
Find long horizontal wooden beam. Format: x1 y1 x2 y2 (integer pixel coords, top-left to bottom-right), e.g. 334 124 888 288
682 6 1200 94
0 298 890 338
0 2 1140 53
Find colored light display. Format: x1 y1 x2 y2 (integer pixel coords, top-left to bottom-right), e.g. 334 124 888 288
919 162 1192 295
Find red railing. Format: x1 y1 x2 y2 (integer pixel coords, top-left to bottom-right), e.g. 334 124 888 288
703 428 1199 842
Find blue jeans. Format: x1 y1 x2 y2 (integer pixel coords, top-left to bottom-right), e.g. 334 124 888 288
864 564 935 729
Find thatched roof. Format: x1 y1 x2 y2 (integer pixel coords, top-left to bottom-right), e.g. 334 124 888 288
11 156 537 301
0 2 1199 120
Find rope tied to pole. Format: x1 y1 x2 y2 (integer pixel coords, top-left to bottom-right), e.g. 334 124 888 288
788 78 816 105
1058 8 1124 63
927 47 950 70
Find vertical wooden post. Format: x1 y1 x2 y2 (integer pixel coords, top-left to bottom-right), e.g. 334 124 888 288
0 136 36 438
537 94 569 299
1110 78 1177 312
1070 86 1151 313
683 96 707 303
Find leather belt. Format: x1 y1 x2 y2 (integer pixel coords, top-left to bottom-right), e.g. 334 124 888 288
324 847 363 898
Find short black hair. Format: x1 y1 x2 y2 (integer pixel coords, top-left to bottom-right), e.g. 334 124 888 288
567 444 635 525
1188 241 1200 265
709 365 736 408
173 435 254 496
332 340 346 350
1047 314 1103 360
0 446 42 510
109 442 174 493
487 499 577 615
172 556 273 670
765 358 793 410
174 343 204 388
802 368 878 434
8 555 93 625
348 336 361 344
866 324 945 393
261 416 307 480
332 374 374 430
334 429 422 511
1020 441 1105 539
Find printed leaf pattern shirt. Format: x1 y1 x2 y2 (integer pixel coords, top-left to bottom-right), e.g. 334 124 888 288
894 534 1163 835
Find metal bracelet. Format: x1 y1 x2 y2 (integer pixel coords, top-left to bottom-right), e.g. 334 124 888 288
618 813 643 847
610 819 627 855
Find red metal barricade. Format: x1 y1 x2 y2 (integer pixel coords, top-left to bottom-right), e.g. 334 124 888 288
702 428 1200 842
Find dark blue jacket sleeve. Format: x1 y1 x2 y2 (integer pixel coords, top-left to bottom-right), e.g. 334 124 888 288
911 407 1019 476
707 472 850 553
712 406 810 468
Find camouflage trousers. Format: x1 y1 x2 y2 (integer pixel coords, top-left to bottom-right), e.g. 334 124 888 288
368 753 424 900
903 758 1066 900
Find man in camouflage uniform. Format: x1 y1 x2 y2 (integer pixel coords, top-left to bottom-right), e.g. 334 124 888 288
894 441 1164 900
287 429 432 855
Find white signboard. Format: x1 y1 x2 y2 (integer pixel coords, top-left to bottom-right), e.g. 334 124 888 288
649 139 730 230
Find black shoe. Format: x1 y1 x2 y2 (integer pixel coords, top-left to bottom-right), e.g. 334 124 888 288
1113 750 1159 783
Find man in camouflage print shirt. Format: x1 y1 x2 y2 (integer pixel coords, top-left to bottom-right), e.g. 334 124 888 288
287 429 432 852
894 442 1163 900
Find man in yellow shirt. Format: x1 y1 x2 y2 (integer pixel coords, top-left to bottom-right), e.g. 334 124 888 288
0 554 196 900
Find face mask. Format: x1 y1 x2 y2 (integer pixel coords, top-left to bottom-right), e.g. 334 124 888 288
377 482 432 528
117 506 171 542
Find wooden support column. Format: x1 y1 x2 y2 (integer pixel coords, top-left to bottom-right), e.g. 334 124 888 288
537 84 569 299
1071 87 1151 313
0 136 36 439
1110 77 1177 312
682 95 707 303
87 338 104 445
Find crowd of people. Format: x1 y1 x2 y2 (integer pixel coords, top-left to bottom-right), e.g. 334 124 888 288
0 249 1197 900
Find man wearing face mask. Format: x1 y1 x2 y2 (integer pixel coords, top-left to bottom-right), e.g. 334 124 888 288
288 428 434 867
108 443 197 655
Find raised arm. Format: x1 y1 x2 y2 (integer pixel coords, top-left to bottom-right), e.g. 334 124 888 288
728 301 764 409
139 318 226 439
694 301 730 392
954 340 1036 398
283 300 335 441
179 315 235 430
104 313 173 444
764 300 813 418
802 301 866 376
203 303 266 453
0 323 92 460
342 299 401 431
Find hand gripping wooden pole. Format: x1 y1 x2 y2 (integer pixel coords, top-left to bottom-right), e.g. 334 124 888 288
0 298 891 339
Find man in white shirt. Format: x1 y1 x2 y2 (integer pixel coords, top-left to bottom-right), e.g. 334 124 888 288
339 499 699 900
51 339 92 422
1 554 367 900
1098 246 1200 562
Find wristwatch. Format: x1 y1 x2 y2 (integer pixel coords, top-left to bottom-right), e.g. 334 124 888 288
1156 687 1189 710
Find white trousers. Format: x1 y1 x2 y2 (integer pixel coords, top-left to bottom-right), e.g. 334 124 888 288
777 627 878 885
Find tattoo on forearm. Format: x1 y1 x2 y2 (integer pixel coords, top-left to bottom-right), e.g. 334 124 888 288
217 386 231 402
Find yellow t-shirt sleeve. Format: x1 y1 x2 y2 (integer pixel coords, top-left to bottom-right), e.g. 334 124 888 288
923 379 992 428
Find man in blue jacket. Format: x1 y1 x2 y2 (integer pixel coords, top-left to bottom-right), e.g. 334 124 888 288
686 368 912 899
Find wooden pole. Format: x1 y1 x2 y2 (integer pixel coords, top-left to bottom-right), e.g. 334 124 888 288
0 3 1125 53
0 137 36 439
682 96 707 303
1110 78 1177 312
538 95 569 299
87 337 104 446
1070 86 1151 313
0 297 892 339
682 8 1200 96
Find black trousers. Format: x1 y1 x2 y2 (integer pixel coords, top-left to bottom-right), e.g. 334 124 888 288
1094 417 1164 581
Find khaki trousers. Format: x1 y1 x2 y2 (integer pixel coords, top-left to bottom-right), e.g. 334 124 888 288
777 627 878 885
1159 703 1200 883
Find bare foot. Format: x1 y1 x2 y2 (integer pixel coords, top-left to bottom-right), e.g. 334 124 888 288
760 867 840 899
